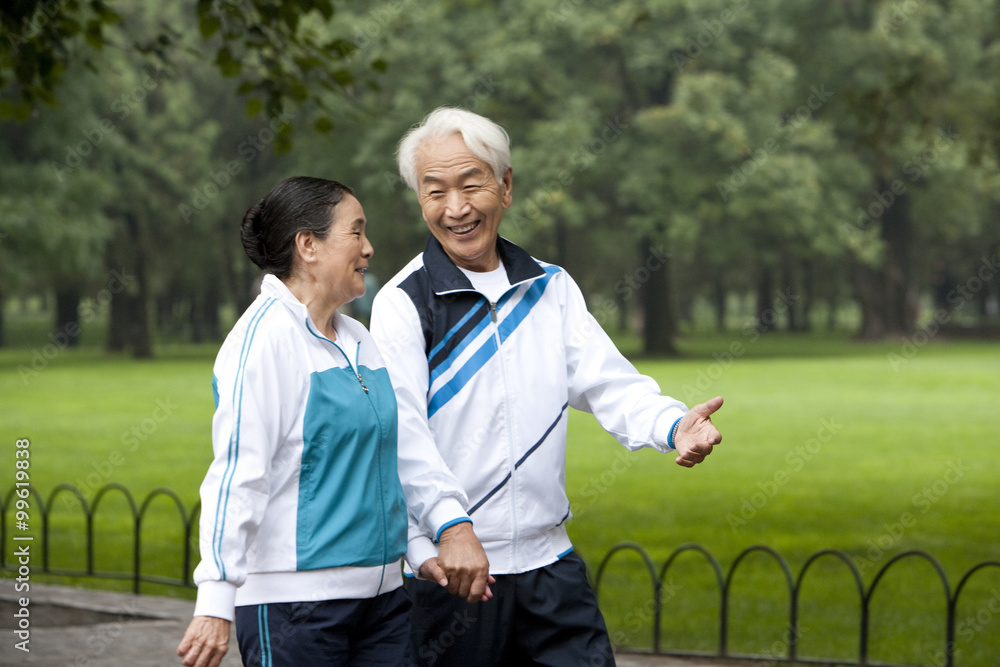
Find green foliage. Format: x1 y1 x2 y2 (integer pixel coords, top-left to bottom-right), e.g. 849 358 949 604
2 0 998 352
1 336 998 662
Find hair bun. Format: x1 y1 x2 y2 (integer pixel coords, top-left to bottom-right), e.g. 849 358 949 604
240 200 270 269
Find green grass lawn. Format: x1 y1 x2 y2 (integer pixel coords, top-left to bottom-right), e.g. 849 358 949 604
1 332 999 666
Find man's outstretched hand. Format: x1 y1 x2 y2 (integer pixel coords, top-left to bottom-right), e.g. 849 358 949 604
673 396 723 468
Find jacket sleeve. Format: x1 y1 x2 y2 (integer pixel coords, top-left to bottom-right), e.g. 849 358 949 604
561 271 688 452
192 332 290 620
370 285 471 568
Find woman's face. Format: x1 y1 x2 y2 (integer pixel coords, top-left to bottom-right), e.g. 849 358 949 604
312 194 374 308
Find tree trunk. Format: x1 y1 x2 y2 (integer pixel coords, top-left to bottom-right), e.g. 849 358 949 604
107 288 128 352
54 284 83 348
713 279 726 332
755 267 776 334
879 176 917 336
850 260 886 340
800 262 814 333
129 244 153 359
614 289 628 333
851 177 918 340
782 261 800 333
640 236 678 356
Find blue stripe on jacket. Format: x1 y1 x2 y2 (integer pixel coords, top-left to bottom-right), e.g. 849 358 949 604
211 297 277 579
426 266 560 418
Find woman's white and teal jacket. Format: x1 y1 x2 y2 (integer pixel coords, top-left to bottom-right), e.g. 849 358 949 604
370 237 688 576
193 274 407 621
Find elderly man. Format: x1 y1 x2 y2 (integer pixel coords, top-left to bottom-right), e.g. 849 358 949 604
370 107 723 666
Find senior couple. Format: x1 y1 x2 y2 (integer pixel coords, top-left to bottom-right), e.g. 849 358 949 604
177 108 723 667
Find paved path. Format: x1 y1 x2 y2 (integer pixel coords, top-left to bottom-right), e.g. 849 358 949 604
1 583 744 666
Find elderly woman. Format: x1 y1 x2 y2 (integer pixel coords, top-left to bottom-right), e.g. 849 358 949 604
178 177 409 667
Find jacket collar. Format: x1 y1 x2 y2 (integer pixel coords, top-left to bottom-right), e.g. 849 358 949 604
260 273 345 336
423 235 545 296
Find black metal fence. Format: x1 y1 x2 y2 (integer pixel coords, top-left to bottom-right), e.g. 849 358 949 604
593 542 1000 667
3 484 999 667
2 483 199 592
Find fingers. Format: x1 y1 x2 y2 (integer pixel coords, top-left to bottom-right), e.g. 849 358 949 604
419 557 449 587
480 576 496 602
437 522 491 603
178 617 230 667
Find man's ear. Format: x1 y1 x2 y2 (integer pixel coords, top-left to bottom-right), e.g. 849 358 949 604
500 167 513 209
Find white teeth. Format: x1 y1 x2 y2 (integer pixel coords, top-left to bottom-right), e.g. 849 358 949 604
451 222 477 234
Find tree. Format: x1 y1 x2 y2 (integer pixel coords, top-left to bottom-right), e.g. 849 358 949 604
0 0 379 137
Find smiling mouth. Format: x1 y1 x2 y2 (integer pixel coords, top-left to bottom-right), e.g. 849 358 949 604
356 267 368 275
449 221 480 236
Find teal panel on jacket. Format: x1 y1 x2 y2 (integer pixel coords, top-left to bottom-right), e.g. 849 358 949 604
212 374 219 409
297 365 407 570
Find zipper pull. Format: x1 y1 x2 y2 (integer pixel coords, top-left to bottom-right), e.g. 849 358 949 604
357 372 369 393
490 302 498 323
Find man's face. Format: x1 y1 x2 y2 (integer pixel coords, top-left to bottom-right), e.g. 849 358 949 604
414 133 512 272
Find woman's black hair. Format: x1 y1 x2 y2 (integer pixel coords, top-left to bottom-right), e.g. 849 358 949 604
240 176 355 279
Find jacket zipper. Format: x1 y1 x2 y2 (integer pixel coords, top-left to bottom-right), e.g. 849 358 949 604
490 300 520 572
333 339 386 589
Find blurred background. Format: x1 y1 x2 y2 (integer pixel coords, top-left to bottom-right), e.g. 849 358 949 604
2 0 997 356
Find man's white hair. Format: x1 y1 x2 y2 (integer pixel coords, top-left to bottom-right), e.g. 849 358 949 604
397 107 511 191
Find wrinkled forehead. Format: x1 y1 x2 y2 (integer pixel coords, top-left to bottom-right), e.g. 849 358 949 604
415 133 493 179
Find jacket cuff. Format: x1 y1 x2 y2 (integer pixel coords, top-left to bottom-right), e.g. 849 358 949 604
652 407 687 452
427 497 471 542
406 535 440 578
193 580 237 621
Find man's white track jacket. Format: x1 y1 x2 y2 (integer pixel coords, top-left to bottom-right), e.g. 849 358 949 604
370 237 687 575
193 275 407 620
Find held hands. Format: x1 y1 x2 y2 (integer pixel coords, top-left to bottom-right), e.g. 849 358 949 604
419 521 494 603
673 396 724 468
177 615 230 667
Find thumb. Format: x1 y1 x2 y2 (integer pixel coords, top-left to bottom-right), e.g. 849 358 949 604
420 558 448 587
692 396 724 418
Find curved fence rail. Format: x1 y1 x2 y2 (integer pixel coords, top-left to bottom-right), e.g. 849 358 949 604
1 483 201 593
594 541 1000 667
3 484 998 666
